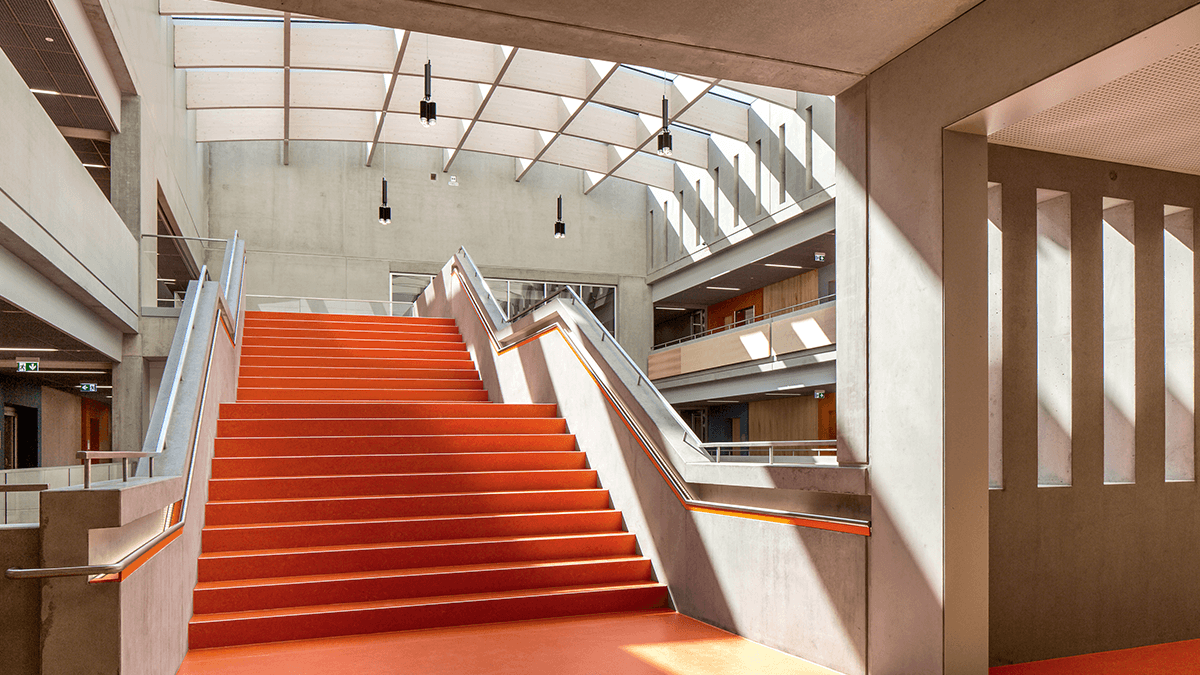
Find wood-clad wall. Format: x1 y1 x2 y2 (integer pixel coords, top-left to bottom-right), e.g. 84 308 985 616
749 397 818 440
762 269 820 314
706 288 764 331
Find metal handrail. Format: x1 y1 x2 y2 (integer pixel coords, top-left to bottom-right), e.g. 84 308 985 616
6 235 245 580
152 265 206 458
699 440 837 464
449 248 868 533
654 293 837 350
78 451 157 488
140 233 229 243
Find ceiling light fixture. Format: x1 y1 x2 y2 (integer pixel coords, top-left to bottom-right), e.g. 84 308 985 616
420 60 437 127
553 195 566 239
30 88 61 96
764 263 804 269
656 96 672 157
378 177 391 224
0 347 59 352
706 286 740 291
657 307 689 311
81 163 107 169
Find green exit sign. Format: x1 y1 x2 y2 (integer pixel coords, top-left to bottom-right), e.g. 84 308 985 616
80 383 98 393
16 360 39 372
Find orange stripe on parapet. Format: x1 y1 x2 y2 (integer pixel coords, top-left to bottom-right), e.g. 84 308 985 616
450 268 870 537
89 527 184 584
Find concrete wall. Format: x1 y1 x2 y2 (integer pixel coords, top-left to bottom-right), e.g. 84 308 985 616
0 48 137 358
418 261 867 675
40 387 82 467
206 140 654 364
0 525 40 675
988 145 1200 665
834 0 1200 671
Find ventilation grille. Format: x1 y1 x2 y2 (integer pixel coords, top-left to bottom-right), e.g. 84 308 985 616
991 42 1200 176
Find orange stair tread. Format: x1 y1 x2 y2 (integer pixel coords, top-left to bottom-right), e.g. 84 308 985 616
206 488 605 506
202 509 620 531
198 531 633 559
194 556 650 591
189 581 667 624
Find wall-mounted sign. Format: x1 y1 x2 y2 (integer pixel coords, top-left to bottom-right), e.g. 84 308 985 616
80 383 98 393
814 389 826 399
814 252 826 262
16 359 39 372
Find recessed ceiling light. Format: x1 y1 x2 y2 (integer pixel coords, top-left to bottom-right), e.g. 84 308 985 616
82 163 107 168
764 263 804 269
707 399 740 404
44 37 54 42
706 286 740 291
0 347 58 352
30 88 61 96
36 370 108 374
656 307 688 311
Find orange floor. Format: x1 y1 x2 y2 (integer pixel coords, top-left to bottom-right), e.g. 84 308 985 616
177 609 844 675
990 638 1200 674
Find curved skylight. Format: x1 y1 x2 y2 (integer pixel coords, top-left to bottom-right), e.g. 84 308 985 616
163 0 805 192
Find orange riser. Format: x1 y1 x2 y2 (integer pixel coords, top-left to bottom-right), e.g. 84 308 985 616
238 355 476 369
196 532 641 582
237 366 481 380
215 417 569 437
193 557 654 614
243 334 465 347
187 583 669 649
200 510 625 551
237 377 483 390
218 402 556 419
207 469 600 500
203 489 614 526
244 312 455 325
235 388 489 402
213 434 579 457
211 451 589 478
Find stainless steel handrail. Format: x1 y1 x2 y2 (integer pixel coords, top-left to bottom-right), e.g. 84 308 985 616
6 235 245 580
140 233 229 243
653 293 837 350
449 248 869 532
152 265 206 457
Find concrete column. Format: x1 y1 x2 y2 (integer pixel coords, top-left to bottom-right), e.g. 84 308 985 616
942 129 989 674
110 95 142 238
617 275 652 370
112 335 146 453
833 80 867 465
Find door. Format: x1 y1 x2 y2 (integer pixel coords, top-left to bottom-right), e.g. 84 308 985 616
89 418 101 452
3 407 15 470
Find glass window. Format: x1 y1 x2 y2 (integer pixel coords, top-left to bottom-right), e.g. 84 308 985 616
390 273 433 316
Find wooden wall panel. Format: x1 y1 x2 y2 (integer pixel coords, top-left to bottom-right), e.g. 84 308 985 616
679 323 771 374
647 348 682 379
763 270 820 314
749 396 818 440
771 304 836 354
706 288 764 331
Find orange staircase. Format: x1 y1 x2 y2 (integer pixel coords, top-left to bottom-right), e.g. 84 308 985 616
187 311 668 649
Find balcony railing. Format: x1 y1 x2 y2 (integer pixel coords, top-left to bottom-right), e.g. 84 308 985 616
655 293 835 350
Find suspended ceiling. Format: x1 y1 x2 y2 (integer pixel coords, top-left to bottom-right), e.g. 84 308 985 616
197 0 983 94
166 0 821 192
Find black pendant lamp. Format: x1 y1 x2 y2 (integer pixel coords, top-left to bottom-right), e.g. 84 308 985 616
420 60 437 127
378 177 391 224
656 95 672 157
553 195 565 239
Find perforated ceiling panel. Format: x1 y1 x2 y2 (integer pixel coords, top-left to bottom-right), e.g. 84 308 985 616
990 42 1200 176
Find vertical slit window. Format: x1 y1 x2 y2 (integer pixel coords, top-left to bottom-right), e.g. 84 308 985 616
988 183 1003 489
804 106 814 192
1103 197 1135 484
696 179 702 246
663 200 670 262
778 123 787 204
734 154 741 225
648 209 656 267
1165 205 1195 481
754 140 762 216
678 191 685 257
713 166 720 234
1037 189 1072 486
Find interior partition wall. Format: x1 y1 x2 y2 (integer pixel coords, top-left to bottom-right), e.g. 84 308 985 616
987 144 1200 666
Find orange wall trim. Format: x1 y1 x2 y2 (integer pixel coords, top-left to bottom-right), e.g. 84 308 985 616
453 268 869 538
90 500 185 584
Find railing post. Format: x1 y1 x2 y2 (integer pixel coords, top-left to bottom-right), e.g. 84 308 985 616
83 459 91 489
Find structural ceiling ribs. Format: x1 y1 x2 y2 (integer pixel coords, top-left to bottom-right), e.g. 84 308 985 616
164 0 807 191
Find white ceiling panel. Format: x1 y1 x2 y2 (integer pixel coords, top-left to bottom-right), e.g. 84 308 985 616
175 24 283 68
399 34 500 85
541 135 609 174
462 121 539 159
187 69 283 108
379 112 463 147
385 76 482 119
477 87 563 132
290 108 376 141
291 24 396 72
678 95 748 141
161 0 282 16
614 152 674 191
567 103 640 149
291 70 386 110
195 108 283 141
503 50 589 98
